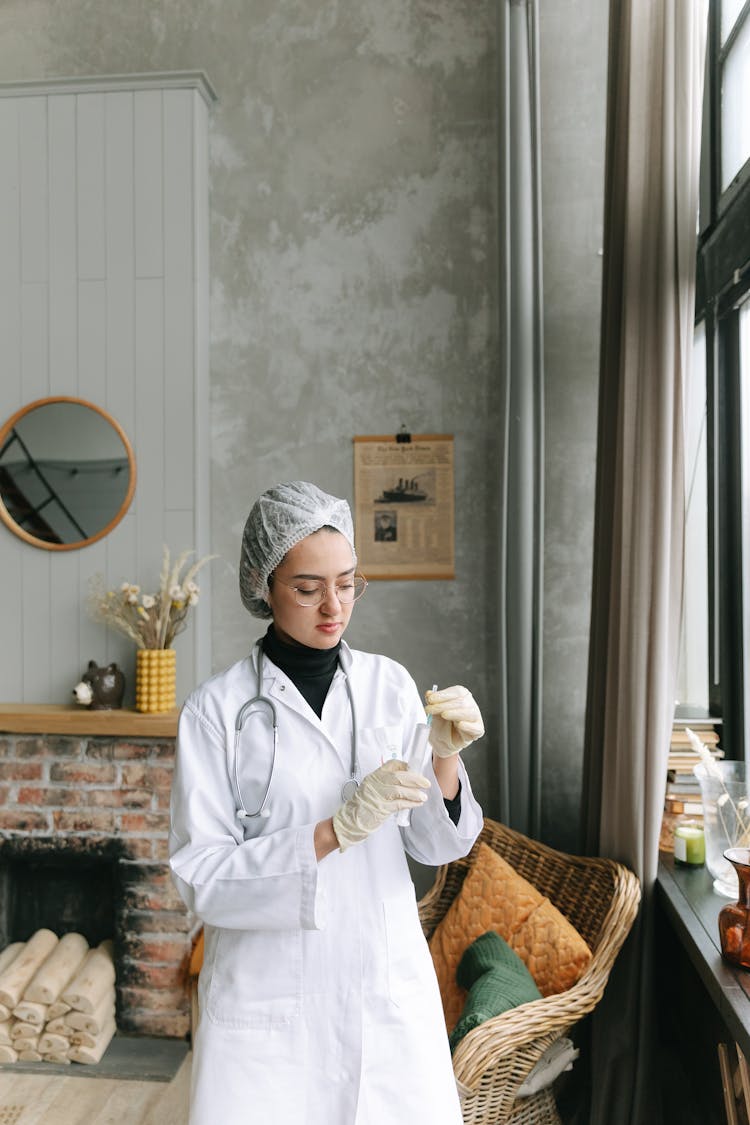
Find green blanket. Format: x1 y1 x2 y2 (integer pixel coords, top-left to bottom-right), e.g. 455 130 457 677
449 930 542 1051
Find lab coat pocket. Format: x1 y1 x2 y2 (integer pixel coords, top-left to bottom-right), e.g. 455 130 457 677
357 725 404 773
204 926 302 1029
383 892 432 1007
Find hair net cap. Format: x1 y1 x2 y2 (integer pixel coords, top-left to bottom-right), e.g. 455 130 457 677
239 481 356 618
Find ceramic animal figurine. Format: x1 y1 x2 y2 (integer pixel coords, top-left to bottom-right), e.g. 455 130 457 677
73 661 126 710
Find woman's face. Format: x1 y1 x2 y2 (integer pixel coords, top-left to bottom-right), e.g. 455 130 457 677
267 529 356 649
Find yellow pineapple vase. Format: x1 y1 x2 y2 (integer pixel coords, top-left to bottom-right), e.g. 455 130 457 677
136 648 176 713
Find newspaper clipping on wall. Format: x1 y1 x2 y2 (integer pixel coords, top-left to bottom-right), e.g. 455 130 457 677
353 434 455 579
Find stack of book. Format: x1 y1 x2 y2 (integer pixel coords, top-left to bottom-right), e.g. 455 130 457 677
659 721 722 853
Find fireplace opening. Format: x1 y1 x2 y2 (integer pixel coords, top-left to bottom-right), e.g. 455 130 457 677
0 723 193 1070
0 853 117 948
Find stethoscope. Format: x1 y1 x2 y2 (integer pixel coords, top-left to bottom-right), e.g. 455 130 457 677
232 641 360 821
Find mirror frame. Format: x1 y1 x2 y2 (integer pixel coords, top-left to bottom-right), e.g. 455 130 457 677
0 395 137 552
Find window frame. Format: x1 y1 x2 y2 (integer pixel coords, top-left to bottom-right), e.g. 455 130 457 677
697 0 750 756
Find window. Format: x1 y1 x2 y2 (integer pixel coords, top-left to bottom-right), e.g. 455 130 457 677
739 298 750 747
691 1 750 754
677 322 710 712
720 5 750 192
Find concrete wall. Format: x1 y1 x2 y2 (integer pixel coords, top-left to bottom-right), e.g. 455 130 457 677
0 0 607 847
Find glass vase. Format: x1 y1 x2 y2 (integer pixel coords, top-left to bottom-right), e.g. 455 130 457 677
718 847 750 969
135 648 176 713
695 761 750 897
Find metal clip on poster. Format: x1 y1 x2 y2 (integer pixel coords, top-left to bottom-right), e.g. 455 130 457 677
396 425 411 444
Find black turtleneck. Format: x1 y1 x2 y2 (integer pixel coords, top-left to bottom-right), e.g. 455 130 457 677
261 624 461 825
262 624 340 718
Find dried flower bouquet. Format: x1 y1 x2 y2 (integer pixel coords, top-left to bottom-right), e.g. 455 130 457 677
88 546 214 650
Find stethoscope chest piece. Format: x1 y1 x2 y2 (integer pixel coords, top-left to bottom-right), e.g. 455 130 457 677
341 778 359 801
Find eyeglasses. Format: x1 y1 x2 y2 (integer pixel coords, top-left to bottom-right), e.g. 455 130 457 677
271 574 368 608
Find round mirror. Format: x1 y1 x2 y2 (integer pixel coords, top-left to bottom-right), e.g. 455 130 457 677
0 397 136 551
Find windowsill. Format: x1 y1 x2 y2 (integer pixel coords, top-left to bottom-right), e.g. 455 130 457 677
656 852 750 1058
0 703 178 738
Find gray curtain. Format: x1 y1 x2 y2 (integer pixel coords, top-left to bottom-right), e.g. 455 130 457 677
497 0 544 837
579 2 708 1123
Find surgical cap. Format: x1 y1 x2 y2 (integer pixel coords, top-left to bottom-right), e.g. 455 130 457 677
239 481 356 618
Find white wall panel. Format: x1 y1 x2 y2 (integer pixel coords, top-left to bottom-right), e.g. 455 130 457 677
2 550 23 701
163 89 194 512
48 96 78 395
134 276 165 553
76 94 106 280
0 73 215 707
0 99 24 706
192 90 212 687
134 90 163 280
22 551 51 702
77 536 109 686
0 101 21 403
20 283 49 400
50 550 81 702
0 101 20 287
18 97 47 283
77 279 106 401
104 91 135 432
99 515 136 674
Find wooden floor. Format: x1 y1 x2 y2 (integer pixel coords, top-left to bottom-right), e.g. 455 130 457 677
0 1053 191 1125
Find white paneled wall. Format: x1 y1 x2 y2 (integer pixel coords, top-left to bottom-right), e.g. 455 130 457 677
0 73 215 706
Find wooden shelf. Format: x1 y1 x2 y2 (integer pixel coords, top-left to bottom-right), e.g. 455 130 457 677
0 704 178 738
657 853 750 1060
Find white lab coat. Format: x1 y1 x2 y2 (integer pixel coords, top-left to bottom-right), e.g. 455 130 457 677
169 641 483 1125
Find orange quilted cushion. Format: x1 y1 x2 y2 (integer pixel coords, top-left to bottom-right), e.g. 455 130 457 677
429 843 592 1032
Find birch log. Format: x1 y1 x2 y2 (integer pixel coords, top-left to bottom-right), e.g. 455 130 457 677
65 991 115 1036
0 1045 17 1062
24 932 89 1005
0 930 58 1009
61 942 115 1013
43 1051 70 1064
12 1000 46 1026
67 1017 116 1064
44 1016 70 1036
38 1031 69 1054
0 1005 9 1021
13 1035 39 1052
0 1022 12 1045
0 943 25 976
47 1000 71 1020
11 1021 37 1039
18 1049 42 1061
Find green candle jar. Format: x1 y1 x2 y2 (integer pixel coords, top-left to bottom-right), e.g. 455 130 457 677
674 819 706 867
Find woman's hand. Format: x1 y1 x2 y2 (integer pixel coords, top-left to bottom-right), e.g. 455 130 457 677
425 685 484 757
314 818 340 861
331 760 430 852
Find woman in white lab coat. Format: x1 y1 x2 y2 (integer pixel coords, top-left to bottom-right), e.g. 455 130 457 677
169 481 484 1125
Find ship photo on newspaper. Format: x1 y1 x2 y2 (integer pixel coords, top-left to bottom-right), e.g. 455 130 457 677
353 434 454 580
376 477 429 504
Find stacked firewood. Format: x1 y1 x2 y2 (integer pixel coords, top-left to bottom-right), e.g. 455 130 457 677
0 930 116 1064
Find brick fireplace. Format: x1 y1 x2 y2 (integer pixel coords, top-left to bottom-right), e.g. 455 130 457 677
0 706 196 1039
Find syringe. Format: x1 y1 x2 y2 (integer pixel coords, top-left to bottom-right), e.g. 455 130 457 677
426 684 438 723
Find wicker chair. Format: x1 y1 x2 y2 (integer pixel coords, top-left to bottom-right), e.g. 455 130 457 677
418 818 641 1125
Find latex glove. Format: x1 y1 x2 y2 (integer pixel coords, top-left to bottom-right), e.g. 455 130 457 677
425 685 485 758
332 759 431 852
